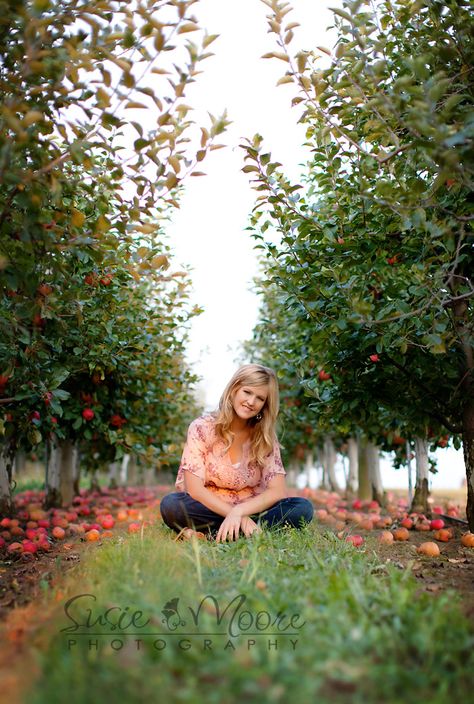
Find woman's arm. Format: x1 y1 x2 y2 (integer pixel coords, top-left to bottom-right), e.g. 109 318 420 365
184 471 235 518
233 475 288 517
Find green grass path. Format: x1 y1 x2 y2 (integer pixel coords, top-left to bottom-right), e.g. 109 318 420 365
18 520 474 704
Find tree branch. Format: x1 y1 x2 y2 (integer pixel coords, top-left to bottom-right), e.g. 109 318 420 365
384 354 462 434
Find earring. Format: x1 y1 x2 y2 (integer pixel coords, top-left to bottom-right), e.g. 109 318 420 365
255 412 263 422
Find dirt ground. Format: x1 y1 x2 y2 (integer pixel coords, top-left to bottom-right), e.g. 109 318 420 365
359 488 473 619
366 525 474 620
0 542 80 622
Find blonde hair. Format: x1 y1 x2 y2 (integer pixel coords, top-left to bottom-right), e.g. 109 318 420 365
212 364 280 467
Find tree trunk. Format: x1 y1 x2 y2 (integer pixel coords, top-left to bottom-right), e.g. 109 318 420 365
156 468 173 485
59 440 75 507
406 440 413 505
72 446 81 496
72 445 81 496
137 459 146 486
340 453 347 485
287 460 299 487
304 452 314 488
357 437 371 500
313 446 326 489
127 455 138 486
44 437 62 509
463 396 474 531
346 437 358 495
324 437 339 492
89 469 102 493
411 436 431 516
0 450 12 515
453 297 474 530
120 454 130 485
13 450 26 477
367 441 384 506
108 461 120 489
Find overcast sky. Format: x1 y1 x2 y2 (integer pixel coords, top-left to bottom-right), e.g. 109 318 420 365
166 0 465 491
168 0 339 404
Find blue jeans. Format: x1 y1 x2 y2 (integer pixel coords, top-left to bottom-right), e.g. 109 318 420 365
160 491 314 538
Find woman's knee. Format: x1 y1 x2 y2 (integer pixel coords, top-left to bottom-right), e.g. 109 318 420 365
160 493 184 523
283 497 314 527
296 497 314 523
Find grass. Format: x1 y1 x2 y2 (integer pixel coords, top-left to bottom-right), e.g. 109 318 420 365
16 518 474 704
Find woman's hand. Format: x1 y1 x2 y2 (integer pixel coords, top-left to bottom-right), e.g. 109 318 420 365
215 506 244 543
240 516 262 538
215 509 263 542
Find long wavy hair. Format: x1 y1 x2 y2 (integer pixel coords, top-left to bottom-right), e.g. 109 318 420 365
212 364 280 467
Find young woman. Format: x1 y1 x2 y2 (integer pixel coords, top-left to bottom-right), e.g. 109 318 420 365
160 364 313 542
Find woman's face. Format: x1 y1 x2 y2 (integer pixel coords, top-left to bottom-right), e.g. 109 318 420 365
232 383 269 422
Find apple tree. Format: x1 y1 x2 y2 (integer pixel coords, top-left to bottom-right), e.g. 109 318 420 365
0 0 228 512
242 0 473 522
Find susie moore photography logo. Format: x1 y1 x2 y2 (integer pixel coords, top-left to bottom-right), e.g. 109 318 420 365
61 593 305 652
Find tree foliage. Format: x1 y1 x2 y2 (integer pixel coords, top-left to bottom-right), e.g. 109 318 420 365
242 0 473 522
0 0 228 508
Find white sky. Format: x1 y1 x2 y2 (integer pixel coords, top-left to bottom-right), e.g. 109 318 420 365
169 0 338 405
167 0 466 491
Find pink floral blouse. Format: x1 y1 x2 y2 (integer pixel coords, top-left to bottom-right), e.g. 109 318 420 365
175 414 286 506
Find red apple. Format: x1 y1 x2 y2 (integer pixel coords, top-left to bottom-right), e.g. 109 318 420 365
33 313 46 328
37 539 51 551
43 391 53 406
110 414 126 428
100 515 115 530
379 531 394 544
433 529 452 542
88 523 102 532
82 408 94 421
346 535 364 547
10 526 24 537
52 526 66 540
430 518 445 530
22 540 38 554
37 283 53 297
84 273 97 286
392 434 405 446
7 542 24 554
